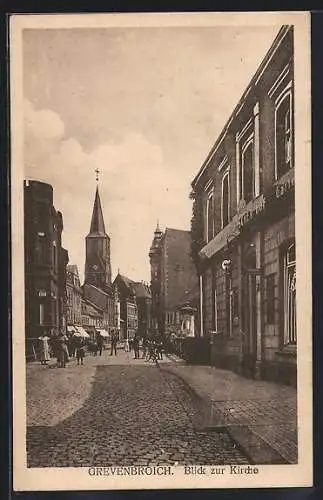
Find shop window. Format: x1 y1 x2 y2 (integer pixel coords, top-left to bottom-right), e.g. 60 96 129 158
266 274 276 325
221 170 230 228
275 89 293 178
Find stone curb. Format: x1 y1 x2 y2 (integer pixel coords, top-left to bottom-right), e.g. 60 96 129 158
160 363 288 465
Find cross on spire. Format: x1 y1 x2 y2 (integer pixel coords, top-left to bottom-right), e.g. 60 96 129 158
95 168 100 183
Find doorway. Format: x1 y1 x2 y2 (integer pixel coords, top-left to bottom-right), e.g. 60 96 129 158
241 244 261 378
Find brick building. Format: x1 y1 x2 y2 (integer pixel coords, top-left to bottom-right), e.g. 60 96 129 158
190 26 296 385
149 226 199 336
24 180 69 358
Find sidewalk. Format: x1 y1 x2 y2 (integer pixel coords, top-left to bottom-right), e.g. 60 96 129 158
162 356 297 465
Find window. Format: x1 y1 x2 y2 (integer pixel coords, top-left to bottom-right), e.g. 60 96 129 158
266 274 276 325
36 234 48 265
241 138 254 204
282 242 296 345
275 89 293 178
206 189 214 242
53 241 57 268
222 170 230 228
39 303 44 325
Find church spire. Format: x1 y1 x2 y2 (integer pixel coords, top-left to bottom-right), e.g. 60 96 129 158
84 170 112 288
88 177 106 236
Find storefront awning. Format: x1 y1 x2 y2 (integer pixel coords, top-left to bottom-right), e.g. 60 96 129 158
97 329 110 337
67 325 76 333
74 326 90 338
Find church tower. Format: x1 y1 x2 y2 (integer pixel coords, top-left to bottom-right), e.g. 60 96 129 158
84 173 111 289
149 221 163 330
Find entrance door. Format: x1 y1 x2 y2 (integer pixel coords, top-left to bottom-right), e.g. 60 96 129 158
283 243 296 345
242 271 258 377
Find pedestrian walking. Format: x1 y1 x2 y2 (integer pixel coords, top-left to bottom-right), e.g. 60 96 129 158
76 338 85 365
133 334 140 359
141 336 148 359
38 333 50 365
57 332 69 368
124 338 130 352
96 333 104 356
110 329 118 356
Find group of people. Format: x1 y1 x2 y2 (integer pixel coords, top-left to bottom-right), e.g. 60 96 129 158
123 333 165 362
38 332 86 367
37 329 166 366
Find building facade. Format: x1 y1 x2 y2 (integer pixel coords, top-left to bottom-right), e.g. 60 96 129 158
191 26 296 385
149 226 199 336
24 180 69 358
113 274 151 340
66 264 82 327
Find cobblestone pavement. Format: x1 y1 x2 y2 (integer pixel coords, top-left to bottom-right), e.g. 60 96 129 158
27 356 249 467
163 363 297 464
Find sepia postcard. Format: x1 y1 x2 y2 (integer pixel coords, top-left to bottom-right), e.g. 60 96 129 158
10 11 312 491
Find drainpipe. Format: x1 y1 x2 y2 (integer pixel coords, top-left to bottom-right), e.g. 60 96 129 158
199 274 203 337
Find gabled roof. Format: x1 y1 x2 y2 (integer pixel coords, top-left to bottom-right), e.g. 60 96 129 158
114 273 151 298
87 186 106 236
191 25 291 189
131 282 151 299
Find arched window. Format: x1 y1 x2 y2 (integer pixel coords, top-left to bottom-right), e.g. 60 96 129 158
206 189 214 243
222 170 230 228
275 90 293 178
242 139 254 204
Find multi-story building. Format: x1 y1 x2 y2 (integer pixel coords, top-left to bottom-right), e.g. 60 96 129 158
24 180 69 358
149 226 199 336
113 274 151 340
66 264 82 327
113 274 139 340
190 26 296 385
130 281 152 337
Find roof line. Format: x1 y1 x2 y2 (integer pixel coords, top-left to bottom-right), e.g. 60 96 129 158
191 25 291 189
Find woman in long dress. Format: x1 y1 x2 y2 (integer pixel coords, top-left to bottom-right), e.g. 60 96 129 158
39 335 50 365
57 332 69 368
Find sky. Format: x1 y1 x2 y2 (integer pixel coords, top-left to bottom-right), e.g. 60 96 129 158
23 24 279 283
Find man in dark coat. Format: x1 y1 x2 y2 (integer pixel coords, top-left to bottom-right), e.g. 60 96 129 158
96 332 104 356
110 329 118 356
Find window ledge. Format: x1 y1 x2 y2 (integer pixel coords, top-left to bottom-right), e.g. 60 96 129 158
275 344 297 357
274 167 295 187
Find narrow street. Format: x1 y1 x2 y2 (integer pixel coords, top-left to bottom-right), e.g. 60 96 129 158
26 351 249 467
